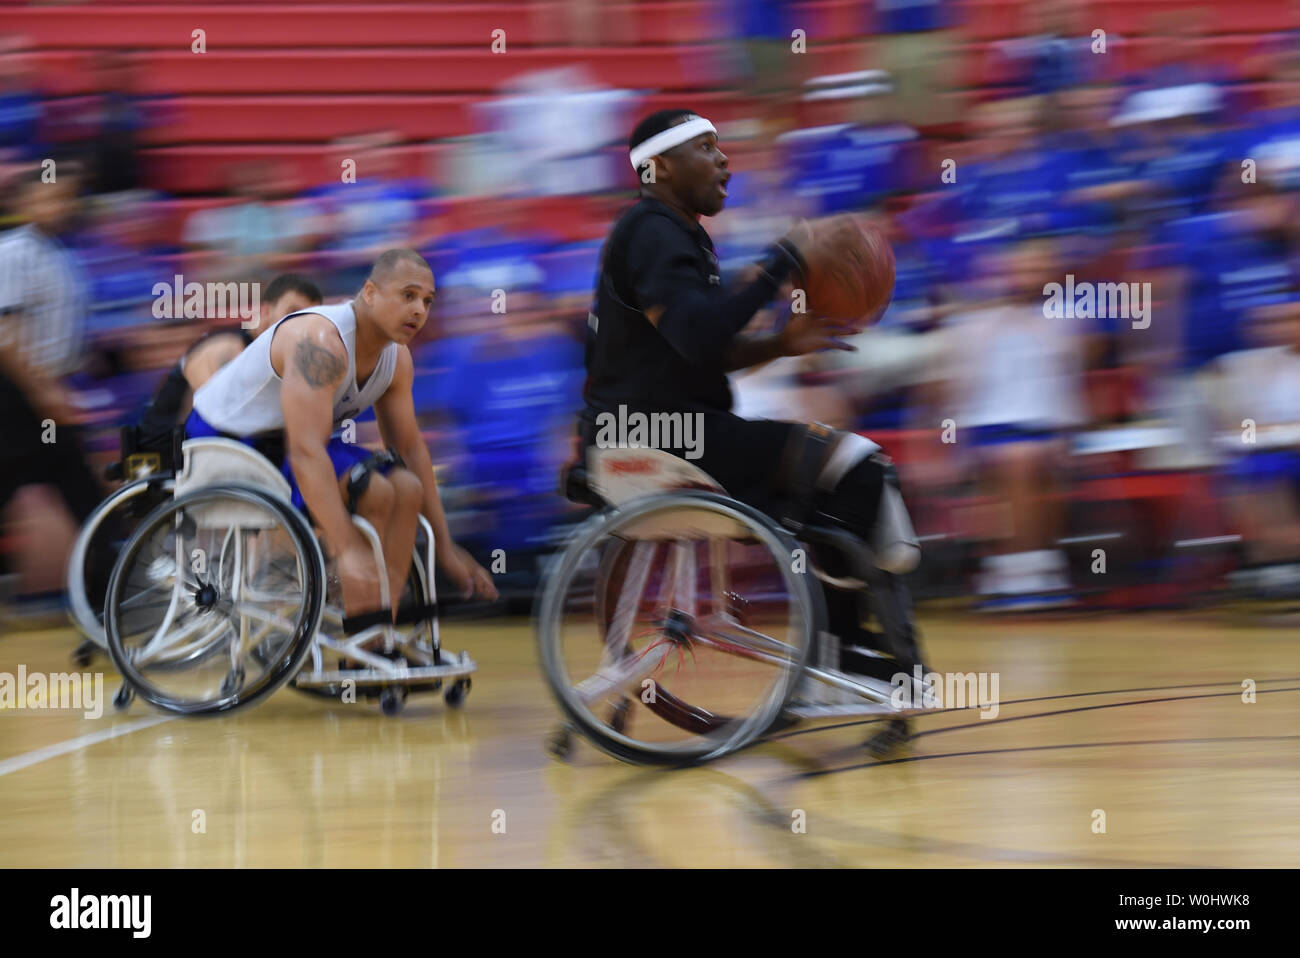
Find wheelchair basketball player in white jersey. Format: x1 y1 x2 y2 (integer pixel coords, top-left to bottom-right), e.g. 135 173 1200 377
189 248 498 637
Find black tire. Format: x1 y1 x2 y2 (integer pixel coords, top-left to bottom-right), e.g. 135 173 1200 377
113 682 134 711
547 725 573 759
67 477 176 647
104 485 324 715
379 686 407 715
444 678 469 707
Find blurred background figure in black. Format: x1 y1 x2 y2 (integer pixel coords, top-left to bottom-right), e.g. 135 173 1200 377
0 163 105 611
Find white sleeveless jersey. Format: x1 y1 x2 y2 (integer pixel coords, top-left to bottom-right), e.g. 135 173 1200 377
192 300 400 436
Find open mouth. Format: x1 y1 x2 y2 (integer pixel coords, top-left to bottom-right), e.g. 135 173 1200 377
717 176 730 198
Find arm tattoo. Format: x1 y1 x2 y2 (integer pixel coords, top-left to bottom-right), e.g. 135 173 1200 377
294 339 346 388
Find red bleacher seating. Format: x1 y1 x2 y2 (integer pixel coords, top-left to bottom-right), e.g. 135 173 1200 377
4 4 549 49
142 143 452 194
132 90 742 144
1 2 721 47
957 0 1299 40
28 47 725 97
6 1 1289 229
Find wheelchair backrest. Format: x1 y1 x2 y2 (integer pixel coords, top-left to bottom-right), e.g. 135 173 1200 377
586 446 725 506
175 438 294 529
587 447 753 540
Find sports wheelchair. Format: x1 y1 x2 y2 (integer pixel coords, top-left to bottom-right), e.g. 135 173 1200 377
536 443 938 766
68 425 475 715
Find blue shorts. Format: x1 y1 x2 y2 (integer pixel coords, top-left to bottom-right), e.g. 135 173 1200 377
184 410 384 514
1225 449 1300 486
969 424 1059 448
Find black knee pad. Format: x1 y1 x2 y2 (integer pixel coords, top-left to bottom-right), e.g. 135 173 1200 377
819 453 920 575
815 455 886 537
345 450 407 514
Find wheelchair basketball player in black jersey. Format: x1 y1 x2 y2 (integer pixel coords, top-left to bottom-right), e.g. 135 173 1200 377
571 109 930 752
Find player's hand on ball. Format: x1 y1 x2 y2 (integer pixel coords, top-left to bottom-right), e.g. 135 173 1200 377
779 309 861 357
780 217 817 261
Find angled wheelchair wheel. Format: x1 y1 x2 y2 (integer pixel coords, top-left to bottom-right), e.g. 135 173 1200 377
67 476 176 648
104 485 325 714
537 490 822 765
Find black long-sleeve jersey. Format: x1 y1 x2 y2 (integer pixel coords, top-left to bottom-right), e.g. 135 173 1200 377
582 196 804 417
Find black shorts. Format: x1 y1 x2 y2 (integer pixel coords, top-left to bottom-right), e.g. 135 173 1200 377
579 408 802 516
689 413 802 512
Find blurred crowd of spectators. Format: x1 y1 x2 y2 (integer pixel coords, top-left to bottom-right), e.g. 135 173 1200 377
4 0 1300 608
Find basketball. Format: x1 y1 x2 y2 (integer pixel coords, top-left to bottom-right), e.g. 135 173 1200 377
799 214 896 321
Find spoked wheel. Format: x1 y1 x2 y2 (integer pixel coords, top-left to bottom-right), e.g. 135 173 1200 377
67 477 176 648
104 485 325 714
536 491 823 765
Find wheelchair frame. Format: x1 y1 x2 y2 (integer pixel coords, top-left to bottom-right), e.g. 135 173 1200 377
537 446 938 765
75 431 476 715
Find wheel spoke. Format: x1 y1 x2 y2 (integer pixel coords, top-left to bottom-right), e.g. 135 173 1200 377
572 651 662 705
695 613 802 659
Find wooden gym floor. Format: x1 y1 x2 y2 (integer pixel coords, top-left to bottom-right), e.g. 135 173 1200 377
1 612 1297 867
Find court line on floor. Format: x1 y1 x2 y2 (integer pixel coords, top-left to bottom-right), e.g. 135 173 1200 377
0 714 176 779
777 685 1300 760
794 732 1300 781
909 684 1300 743
770 676 1300 740
765 734 1300 865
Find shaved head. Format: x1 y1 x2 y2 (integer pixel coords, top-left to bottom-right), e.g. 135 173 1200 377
368 248 432 286
357 247 435 346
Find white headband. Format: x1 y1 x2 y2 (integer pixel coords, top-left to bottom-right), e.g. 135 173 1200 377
629 116 717 171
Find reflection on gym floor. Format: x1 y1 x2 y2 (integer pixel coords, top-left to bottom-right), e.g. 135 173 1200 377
2 615 1297 868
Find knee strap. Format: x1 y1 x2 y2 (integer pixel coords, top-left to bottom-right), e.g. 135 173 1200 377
345 450 407 514
342 607 393 636
780 422 837 528
813 442 922 575
393 601 438 625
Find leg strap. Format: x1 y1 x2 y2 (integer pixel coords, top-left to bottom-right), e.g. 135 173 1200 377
779 422 838 529
342 607 392 636
345 450 407 514
393 601 439 625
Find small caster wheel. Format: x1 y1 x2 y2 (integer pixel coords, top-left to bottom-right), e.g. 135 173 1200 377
220 667 245 697
113 683 134 711
71 640 96 668
380 686 407 716
609 697 630 733
547 725 573 759
864 718 911 758
444 678 470 708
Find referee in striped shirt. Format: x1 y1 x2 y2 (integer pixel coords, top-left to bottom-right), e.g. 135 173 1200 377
0 164 106 582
